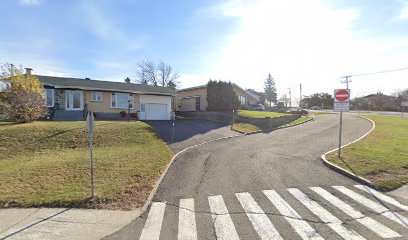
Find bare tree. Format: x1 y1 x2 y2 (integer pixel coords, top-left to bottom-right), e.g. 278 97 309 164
157 61 180 89
136 60 157 85
135 60 180 89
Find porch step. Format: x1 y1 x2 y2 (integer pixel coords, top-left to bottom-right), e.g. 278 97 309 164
53 110 85 121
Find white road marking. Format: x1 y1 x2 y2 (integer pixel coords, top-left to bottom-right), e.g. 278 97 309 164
354 185 408 211
311 187 400 238
208 195 240 240
235 192 283 240
288 188 365 240
139 202 166 240
334 186 408 227
263 190 324 240
178 198 197 240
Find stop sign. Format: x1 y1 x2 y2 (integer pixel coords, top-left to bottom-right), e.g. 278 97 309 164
335 89 350 102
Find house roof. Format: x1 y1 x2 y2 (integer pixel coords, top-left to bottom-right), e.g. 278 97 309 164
177 85 207 92
177 83 258 101
361 93 395 100
37 75 176 96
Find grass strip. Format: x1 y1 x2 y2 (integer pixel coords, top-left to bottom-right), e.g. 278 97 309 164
231 123 261 133
326 116 408 190
237 110 289 118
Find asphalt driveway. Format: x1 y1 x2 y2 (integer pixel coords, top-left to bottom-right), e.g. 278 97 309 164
146 119 240 152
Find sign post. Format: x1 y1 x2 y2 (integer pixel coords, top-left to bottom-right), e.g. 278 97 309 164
86 111 95 199
231 109 235 130
401 101 408 118
171 122 175 143
334 89 350 158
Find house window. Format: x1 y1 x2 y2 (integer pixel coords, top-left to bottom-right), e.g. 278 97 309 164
239 95 246 105
43 89 54 107
91 91 102 102
111 93 134 109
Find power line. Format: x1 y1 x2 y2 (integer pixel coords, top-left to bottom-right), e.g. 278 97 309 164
340 76 352 89
340 66 408 89
348 66 408 77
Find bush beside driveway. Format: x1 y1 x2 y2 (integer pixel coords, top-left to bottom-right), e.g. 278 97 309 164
0 121 172 210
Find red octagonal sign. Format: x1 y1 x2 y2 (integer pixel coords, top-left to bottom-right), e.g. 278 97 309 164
335 89 350 102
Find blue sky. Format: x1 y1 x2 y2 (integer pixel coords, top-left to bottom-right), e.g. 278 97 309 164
1 0 408 100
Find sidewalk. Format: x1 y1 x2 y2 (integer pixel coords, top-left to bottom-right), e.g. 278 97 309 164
0 208 140 240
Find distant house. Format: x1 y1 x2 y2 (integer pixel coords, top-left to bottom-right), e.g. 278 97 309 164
245 89 264 104
353 93 398 111
176 84 257 112
28 68 175 121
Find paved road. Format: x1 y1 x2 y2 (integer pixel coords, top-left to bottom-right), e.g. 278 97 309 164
147 119 240 153
311 109 408 118
107 114 408 239
351 110 408 118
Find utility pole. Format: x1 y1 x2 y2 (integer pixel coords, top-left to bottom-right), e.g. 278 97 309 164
341 76 352 89
288 88 292 108
299 84 302 107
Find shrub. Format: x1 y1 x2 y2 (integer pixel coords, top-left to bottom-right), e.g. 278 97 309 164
130 112 137 119
207 80 240 111
119 111 127 118
0 64 47 123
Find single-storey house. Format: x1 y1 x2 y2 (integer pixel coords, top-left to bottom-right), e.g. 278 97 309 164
30 69 175 121
175 83 258 112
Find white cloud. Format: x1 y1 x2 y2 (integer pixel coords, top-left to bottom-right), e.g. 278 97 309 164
79 0 147 51
19 0 44 6
189 0 408 99
396 1 408 20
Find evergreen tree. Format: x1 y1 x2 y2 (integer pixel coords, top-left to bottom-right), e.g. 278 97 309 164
264 73 277 106
207 80 240 111
124 77 131 83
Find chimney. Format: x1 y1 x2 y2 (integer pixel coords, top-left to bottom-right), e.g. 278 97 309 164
25 68 33 76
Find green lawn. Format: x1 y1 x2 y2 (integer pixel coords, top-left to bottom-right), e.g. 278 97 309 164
0 121 173 210
238 110 289 118
231 123 261 133
327 116 408 190
310 111 336 115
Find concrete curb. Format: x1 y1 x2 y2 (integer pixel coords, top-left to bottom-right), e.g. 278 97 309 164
320 115 379 189
233 114 316 135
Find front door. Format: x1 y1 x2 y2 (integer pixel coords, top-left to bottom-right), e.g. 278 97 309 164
195 97 200 111
65 90 83 111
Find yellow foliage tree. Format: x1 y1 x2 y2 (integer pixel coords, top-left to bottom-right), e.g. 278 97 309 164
0 64 47 122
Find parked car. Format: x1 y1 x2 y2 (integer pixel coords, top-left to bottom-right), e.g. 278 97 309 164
250 104 265 111
289 108 309 115
310 106 321 110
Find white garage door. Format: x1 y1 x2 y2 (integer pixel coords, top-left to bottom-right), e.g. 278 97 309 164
147 103 168 120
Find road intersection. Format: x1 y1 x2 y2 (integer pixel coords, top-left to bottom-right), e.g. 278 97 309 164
106 114 408 239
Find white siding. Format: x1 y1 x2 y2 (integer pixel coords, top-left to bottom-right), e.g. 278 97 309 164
139 95 172 120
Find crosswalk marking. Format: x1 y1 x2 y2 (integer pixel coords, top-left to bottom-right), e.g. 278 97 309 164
208 195 240 240
263 190 324 240
138 186 406 239
311 187 401 238
139 202 166 240
333 186 408 227
235 192 283 240
178 198 197 240
354 185 408 212
288 188 366 240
